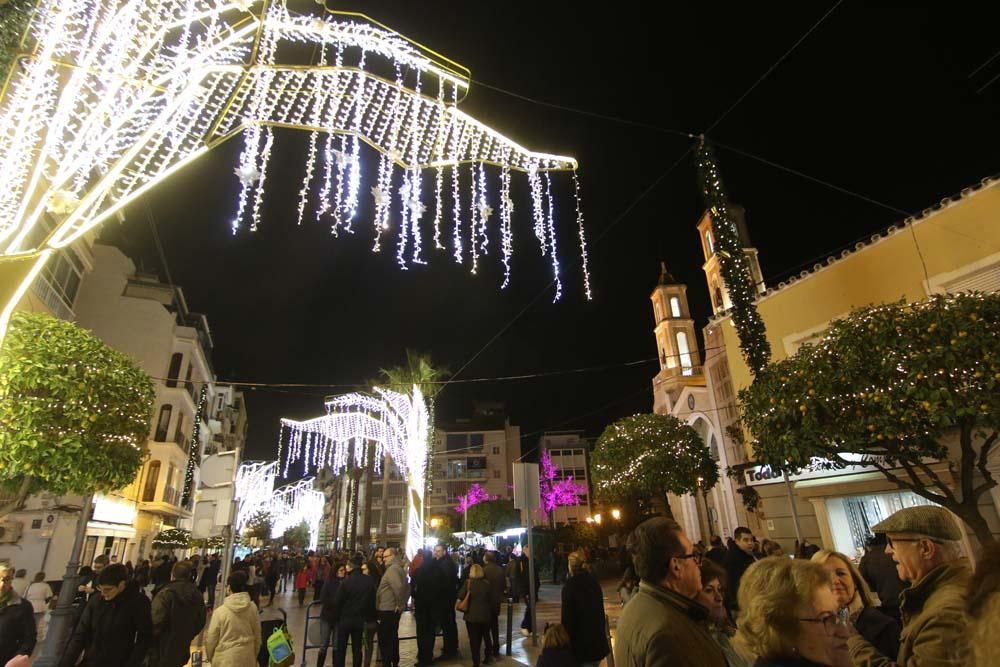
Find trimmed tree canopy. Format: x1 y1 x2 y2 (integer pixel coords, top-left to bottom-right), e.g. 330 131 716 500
741 293 1000 546
592 413 719 504
466 499 520 534
0 311 155 512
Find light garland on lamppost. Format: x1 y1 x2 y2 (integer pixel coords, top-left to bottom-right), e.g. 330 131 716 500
181 383 207 508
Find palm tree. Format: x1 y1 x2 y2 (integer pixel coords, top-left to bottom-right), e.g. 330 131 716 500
373 350 449 543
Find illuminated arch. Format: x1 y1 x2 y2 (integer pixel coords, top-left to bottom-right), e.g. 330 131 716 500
0 1 592 338
278 385 429 560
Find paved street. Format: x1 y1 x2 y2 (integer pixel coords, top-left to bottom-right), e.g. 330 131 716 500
192 579 623 667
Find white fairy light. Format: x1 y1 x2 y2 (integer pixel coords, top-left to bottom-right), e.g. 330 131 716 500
544 171 562 301
572 171 593 300
279 385 429 559
499 153 513 288
477 161 490 256
0 2 590 341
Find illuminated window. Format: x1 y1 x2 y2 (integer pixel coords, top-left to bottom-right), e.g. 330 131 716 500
669 297 681 318
677 332 693 375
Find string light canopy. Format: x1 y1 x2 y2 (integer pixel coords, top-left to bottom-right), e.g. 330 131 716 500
234 460 278 532
268 477 325 550
0 1 592 341
277 384 430 559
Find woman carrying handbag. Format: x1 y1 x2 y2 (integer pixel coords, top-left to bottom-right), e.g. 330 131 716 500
456 564 494 667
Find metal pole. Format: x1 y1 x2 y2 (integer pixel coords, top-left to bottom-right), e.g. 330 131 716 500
35 493 94 667
505 597 513 656
782 471 803 544
527 511 538 646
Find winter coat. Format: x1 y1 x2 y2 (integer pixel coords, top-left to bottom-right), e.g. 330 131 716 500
859 545 907 618
59 582 152 667
849 559 971 666
853 605 900 661
614 581 727 667
723 547 756 613
333 569 377 626
204 591 261 667
483 562 506 611
377 560 409 612
0 593 35 666
536 646 576 667
751 657 830 667
199 561 221 591
24 581 53 614
151 579 207 667
320 575 343 626
455 577 492 625
561 570 610 663
295 569 312 590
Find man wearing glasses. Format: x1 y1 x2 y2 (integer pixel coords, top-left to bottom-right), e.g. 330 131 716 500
0 563 36 667
613 517 727 667
849 506 970 666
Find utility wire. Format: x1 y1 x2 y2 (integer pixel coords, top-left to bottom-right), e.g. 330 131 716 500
704 0 844 133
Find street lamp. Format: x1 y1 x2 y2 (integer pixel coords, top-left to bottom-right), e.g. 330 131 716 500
585 516 594 524
430 517 442 529
611 508 621 521
593 513 602 525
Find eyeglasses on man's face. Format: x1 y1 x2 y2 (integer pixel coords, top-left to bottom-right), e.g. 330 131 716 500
674 551 702 565
799 608 850 636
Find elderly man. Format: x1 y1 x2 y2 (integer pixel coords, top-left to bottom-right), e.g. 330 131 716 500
614 517 727 667
849 506 970 666
376 548 409 667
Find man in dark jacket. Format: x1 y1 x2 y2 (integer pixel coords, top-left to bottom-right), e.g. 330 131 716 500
482 552 506 657
432 545 459 659
333 555 376 667
151 560 207 667
561 552 609 667
705 536 727 566
60 563 153 667
723 526 757 615
859 533 907 622
613 518 727 667
0 564 35 666
411 551 437 667
198 555 221 608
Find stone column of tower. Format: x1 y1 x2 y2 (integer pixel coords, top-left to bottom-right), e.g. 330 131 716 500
650 262 703 414
696 206 765 316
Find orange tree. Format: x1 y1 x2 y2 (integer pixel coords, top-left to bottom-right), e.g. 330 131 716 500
0 311 154 516
741 293 1000 547
592 413 718 518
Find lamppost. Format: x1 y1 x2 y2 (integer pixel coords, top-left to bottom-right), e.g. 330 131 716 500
611 508 621 521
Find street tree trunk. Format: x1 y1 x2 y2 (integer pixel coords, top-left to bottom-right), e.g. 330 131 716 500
0 476 33 518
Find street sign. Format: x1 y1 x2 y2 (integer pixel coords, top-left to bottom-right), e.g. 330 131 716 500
512 462 540 510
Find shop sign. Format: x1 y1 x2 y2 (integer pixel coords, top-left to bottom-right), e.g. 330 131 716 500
743 454 882 487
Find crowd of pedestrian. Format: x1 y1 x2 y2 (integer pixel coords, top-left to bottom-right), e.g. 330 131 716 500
612 505 1000 667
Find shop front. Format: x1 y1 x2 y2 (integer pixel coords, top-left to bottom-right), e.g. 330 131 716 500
741 459 987 561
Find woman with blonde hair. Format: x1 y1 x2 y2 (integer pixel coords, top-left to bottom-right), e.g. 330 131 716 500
810 549 899 659
457 563 494 666
536 623 575 667
737 557 851 667
561 551 609 667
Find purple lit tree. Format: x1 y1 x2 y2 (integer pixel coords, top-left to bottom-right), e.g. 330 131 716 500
456 483 495 513
538 449 587 523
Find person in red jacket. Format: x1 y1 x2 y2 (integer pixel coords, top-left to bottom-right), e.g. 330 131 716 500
295 564 313 606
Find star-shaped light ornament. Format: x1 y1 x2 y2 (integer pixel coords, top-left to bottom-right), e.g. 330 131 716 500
411 199 426 219
333 150 348 169
478 204 493 221
371 185 388 208
47 190 80 215
504 196 515 214
234 163 261 187
398 182 411 201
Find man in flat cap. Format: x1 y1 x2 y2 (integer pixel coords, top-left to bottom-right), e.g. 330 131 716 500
849 506 970 666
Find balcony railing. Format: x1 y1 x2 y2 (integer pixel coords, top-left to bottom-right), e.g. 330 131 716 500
161 486 180 505
31 276 74 321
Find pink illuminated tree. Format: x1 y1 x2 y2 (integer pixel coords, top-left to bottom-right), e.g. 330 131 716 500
538 449 587 520
456 483 495 513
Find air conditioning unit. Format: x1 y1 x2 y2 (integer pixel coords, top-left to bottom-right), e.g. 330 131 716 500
0 521 24 543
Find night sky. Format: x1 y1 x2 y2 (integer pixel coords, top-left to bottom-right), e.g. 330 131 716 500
101 2 999 468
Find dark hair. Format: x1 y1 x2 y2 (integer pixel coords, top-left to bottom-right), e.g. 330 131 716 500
867 533 887 547
967 543 1000 618
484 551 496 563
228 570 249 593
350 554 364 569
699 559 727 589
172 560 194 581
710 536 723 548
93 554 109 566
97 563 128 587
734 527 753 540
626 517 684 582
